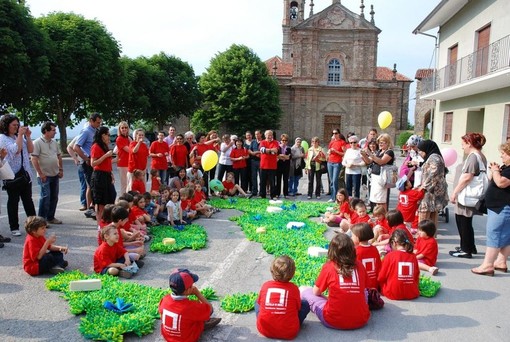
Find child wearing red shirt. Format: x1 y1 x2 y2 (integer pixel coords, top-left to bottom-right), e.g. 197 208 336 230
378 229 420 300
230 139 249 190
191 181 213 218
373 209 414 255
158 268 221 341
93 225 133 278
338 200 371 234
221 172 248 198
256 256 310 340
397 180 425 228
150 169 162 196
301 234 370 330
131 169 146 194
323 189 351 225
179 187 197 223
103 204 145 258
23 216 68 276
352 223 381 289
414 219 439 275
371 205 390 242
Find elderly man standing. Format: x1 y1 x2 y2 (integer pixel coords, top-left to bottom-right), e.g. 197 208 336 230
32 122 63 224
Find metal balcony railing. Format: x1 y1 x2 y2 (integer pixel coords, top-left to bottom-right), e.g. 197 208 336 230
421 34 510 95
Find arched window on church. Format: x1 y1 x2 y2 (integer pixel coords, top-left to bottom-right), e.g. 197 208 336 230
327 59 342 85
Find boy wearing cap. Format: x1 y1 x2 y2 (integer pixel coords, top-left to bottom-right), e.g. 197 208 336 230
159 268 221 341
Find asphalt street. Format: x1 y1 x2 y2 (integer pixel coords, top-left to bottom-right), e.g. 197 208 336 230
0 157 508 342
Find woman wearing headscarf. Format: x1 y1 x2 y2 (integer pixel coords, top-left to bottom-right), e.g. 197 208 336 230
449 133 487 258
399 135 424 187
416 140 449 226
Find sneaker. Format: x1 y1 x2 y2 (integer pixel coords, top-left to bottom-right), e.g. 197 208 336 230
136 260 144 268
84 209 95 218
327 199 335 203
50 266 65 275
248 194 254 199
449 250 472 259
62 261 69 268
204 317 222 330
0 235 11 243
316 196 321 200
455 246 478 254
11 230 21 236
119 270 132 279
144 235 151 242
429 266 439 275
307 196 312 200
47 218 63 224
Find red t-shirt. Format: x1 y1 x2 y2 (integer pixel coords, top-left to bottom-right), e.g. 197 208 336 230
128 141 149 173
129 206 147 222
150 141 169 170
93 241 127 273
158 295 211 342
414 236 438 266
193 190 206 204
195 144 213 165
315 261 370 329
374 217 390 234
377 250 420 300
230 147 249 169
397 189 425 227
151 176 161 193
389 223 414 244
131 179 146 194
116 135 131 167
259 140 279 170
256 280 302 339
90 144 112 172
23 234 50 275
356 245 382 289
351 213 371 225
222 180 235 191
170 144 188 168
180 199 196 211
328 139 346 163
336 201 352 217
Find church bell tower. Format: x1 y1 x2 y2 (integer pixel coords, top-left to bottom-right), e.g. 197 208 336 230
282 0 306 62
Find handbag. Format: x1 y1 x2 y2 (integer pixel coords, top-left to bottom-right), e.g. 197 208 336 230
0 160 15 180
378 164 399 188
457 153 488 207
3 166 30 190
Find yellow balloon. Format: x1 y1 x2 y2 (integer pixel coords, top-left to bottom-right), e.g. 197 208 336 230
378 111 393 129
201 150 219 171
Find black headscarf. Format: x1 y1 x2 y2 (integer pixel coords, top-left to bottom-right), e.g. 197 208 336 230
417 140 442 163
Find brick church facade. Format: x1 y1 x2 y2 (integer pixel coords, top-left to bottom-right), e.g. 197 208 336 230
266 0 412 143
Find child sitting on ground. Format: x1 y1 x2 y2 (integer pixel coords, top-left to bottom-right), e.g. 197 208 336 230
156 186 171 224
221 172 248 198
322 189 351 225
378 229 420 300
130 194 152 232
337 200 371 234
131 169 146 194
414 219 439 275
111 205 145 260
158 268 221 341
167 190 187 226
371 205 390 243
93 225 137 279
373 209 414 255
191 181 213 218
149 169 161 196
180 187 197 223
119 193 149 241
396 179 424 229
142 192 159 224
256 255 310 340
23 216 69 276
97 204 115 245
351 223 381 289
300 233 370 330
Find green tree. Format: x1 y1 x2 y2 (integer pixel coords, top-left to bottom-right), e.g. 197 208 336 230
0 0 49 112
32 12 123 151
192 44 281 135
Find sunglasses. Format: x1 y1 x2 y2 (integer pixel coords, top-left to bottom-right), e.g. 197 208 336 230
332 132 339 135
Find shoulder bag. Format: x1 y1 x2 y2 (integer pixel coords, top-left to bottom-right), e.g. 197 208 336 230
457 153 488 207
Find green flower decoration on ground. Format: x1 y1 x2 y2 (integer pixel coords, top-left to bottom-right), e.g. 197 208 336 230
221 292 258 313
149 224 207 253
46 271 217 341
419 274 441 297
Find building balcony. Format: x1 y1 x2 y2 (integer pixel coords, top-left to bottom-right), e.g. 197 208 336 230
420 34 510 101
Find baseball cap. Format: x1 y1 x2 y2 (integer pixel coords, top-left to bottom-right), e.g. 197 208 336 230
169 268 199 295
396 175 408 191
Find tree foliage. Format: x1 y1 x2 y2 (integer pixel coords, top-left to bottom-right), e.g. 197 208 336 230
192 44 281 135
32 12 123 150
0 0 49 112
118 53 201 130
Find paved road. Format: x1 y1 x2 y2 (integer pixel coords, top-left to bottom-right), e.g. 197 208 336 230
0 157 508 341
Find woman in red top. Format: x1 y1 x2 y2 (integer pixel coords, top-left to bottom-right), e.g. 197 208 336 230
149 131 169 182
115 121 131 195
230 138 249 190
127 129 149 191
327 129 347 202
169 134 188 172
90 126 116 223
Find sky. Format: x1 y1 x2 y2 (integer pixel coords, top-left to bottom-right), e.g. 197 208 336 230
25 0 441 138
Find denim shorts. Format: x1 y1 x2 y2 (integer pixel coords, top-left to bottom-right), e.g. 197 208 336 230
486 206 510 248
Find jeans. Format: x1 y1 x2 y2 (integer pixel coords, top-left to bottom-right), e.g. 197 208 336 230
78 166 87 206
38 175 59 220
216 164 233 181
345 173 361 199
254 299 310 326
6 178 36 231
157 169 167 186
250 159 260 195
327 162 342 200
289 176 301 195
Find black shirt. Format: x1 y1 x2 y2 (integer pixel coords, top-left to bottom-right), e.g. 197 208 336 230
370 149 395 175
485 165 510 212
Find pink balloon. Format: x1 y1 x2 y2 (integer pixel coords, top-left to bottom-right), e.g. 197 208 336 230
442 148 457 167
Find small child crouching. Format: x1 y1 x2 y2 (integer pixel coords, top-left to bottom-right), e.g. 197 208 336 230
158 269 221 341
179 187 197 223
220 172 247 198
414 219 439 275
256 256 310 339
23 216 69 276
337 200 371 234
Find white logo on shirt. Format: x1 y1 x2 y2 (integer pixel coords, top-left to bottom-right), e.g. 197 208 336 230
399 194 409 205
338 269 362 293
362 258 376 275
398 261 414 280
162 309 181 336
264 288 289 312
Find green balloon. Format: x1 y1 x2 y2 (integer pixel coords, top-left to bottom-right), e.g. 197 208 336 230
301 140 309 153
